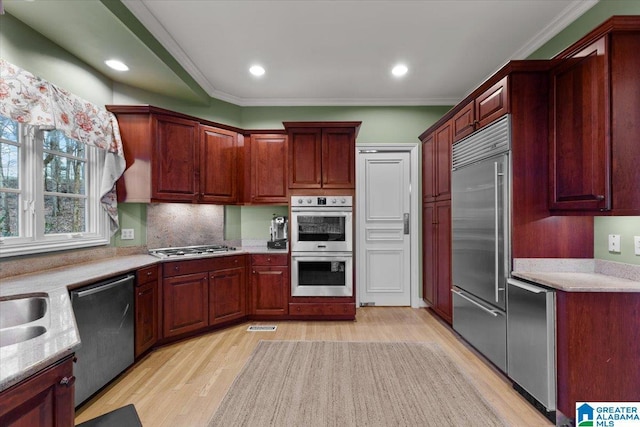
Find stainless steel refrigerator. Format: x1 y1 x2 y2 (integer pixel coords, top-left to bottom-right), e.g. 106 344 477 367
451 115 510 372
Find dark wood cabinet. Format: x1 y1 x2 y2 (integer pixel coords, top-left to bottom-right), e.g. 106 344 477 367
162 256 247 337
285 122 361 189
422 201 451 324
200 125 239 204
135 265 159 357
163 271 209 337
248 133 288 203
106 105 243 204
422 120 452 202
209 267 246 325
152 114 200 202
0 355 74 427
555 291 640 420
549 17 640 214
250 254 289 317
451 77 508 143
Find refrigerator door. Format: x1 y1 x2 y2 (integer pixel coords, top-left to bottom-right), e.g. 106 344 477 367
452 288 507 371
452 154 508 310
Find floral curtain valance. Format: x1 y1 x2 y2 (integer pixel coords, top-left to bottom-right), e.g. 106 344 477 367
0 59 125 234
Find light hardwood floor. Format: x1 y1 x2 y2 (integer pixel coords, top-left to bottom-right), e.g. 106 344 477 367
75 307 553 426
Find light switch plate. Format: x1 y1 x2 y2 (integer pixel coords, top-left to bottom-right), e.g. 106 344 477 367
121 228 135 240
634 236 640 256
608 234 621 253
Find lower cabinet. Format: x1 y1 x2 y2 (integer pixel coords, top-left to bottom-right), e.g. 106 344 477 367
0 355 75 427
135 265 159 357
162 256 246 337
250 254 289 316
422 200 452 324
209 267 246 325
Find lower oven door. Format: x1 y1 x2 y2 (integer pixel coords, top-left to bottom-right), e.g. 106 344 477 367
291 253 353 297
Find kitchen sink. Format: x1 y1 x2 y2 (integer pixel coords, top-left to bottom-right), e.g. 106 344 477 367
0 295 48 329
0 326 47 347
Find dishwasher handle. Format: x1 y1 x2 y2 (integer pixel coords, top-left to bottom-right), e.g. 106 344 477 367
73 275 135 298
507 278 547 294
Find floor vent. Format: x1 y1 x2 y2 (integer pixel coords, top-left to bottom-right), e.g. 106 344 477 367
247 325 277 332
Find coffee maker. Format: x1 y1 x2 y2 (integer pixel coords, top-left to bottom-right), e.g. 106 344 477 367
268 214 288 249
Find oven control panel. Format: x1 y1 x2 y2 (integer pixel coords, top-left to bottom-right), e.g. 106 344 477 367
292 196 352 207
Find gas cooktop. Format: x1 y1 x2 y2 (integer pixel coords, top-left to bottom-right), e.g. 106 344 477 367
149 244 237 259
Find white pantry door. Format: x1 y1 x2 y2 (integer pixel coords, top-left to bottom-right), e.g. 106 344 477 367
357 151 411 306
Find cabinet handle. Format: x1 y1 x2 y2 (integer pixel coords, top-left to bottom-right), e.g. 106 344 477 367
146 271 152 276
174 266 180 271
252 270 256 274
59 376 76 387
595 195 605 200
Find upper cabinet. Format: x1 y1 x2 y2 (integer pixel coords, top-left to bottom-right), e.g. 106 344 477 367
285 122 361 189
107 106 243 204
549 17 640 214
422 119 452 202
452 77 508 142
246 133 288 204
200 125 239 204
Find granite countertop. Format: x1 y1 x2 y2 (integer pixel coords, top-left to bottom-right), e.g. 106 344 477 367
512 258 640 292
0 247 287 392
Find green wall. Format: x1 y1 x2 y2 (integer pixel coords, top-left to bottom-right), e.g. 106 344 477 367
0 13 112 106
527 0 640 59
594 217 640 265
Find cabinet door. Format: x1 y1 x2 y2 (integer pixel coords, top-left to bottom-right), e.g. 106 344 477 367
163 272 208 337
209 267 246 325
422 133 435 202
322 127 355 188
549 38 609 211
135 280 158 357
250 266 289 316
452 101 475 142
434 121 452 200
200 125 238 204
288 128 322 188
251 134 288 203
152 114 199 202
0 356 74 427
476 76 508 128
434 201 452 324
422 203 435 305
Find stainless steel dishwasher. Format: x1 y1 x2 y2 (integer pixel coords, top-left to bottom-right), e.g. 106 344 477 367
70 274 135 407
507 277 556 417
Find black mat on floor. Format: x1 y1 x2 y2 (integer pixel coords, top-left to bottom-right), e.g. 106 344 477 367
76 404 142 427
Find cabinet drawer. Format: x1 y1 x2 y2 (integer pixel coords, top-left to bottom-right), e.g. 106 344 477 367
251 254 288 266
288 303 355 317
137 265 159 285
163 255 246 277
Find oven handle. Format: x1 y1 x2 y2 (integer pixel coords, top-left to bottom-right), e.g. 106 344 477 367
291 207 352 213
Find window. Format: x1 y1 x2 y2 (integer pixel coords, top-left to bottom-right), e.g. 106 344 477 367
0 115 109 257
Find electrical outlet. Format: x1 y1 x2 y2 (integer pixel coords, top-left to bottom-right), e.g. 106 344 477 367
608 234 621 253
121 228 135 240
635 236 640 256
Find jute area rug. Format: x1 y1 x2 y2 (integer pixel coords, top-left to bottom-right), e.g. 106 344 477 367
209 341 505 426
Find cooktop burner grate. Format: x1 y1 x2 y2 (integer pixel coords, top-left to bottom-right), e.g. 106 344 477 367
149 244 237 259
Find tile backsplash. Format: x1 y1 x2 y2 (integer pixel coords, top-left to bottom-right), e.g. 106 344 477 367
146 203 224 248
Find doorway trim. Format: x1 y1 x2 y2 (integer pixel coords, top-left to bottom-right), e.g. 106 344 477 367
355 143 424 308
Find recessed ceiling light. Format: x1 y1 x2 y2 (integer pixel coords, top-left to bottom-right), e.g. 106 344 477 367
105 59 129 72
392 64 408 77
249 65 265 77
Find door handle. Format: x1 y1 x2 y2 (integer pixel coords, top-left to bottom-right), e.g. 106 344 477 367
403 213 410 234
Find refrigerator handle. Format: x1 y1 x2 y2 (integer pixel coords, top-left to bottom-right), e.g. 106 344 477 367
507 278 545 294
452 289 501 317
494 161 500 302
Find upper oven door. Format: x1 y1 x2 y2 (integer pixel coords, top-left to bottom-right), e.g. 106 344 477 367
291 209 352 252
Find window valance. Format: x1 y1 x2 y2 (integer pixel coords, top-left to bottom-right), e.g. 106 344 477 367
0 59 126 234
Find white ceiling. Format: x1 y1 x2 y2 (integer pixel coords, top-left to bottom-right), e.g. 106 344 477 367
121 0 597 106
4 0 598 107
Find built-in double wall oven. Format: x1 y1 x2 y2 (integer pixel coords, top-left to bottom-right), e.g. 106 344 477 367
290 195 353 297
